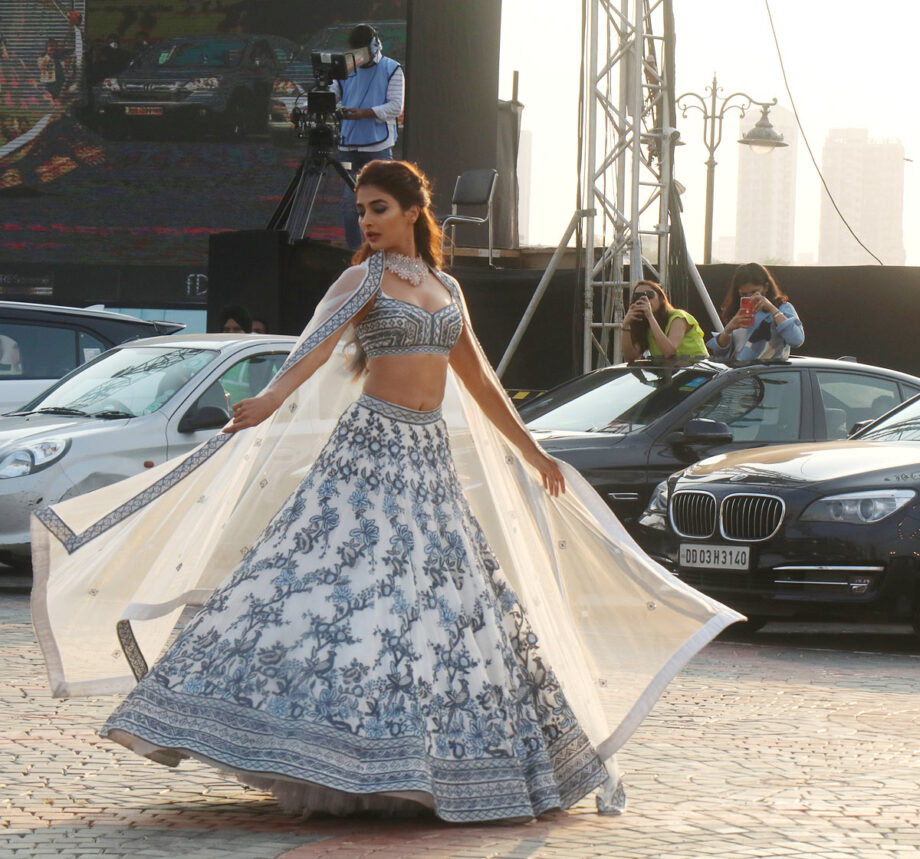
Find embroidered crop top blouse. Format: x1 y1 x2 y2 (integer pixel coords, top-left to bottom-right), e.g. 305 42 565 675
354 281 464 359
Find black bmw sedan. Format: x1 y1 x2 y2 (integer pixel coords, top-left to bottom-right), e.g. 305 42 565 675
520 357 920 533
640 393 920 634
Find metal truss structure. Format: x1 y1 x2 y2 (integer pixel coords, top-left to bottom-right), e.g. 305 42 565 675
498 0 679 378
580 0 676 370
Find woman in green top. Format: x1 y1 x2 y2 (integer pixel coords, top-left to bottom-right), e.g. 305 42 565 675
621 280 708 361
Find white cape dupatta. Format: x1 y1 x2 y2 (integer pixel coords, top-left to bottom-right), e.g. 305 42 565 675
31 250 742 767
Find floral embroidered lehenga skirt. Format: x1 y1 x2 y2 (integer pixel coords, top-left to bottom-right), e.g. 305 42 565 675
102 393 610 822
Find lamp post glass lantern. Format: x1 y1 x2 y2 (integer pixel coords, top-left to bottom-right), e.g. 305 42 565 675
677 74 787 263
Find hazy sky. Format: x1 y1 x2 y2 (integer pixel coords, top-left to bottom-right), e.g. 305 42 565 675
499 0 920 264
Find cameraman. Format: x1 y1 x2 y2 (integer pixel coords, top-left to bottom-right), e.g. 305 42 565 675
331 24 404 248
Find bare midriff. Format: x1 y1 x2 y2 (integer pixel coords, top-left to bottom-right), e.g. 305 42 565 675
362 353 451 411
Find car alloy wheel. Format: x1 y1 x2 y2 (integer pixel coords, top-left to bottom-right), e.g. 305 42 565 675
223 94 250 140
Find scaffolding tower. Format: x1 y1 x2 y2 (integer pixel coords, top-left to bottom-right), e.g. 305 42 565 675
496 0 714 379
497 0 682 379
579 0 677 370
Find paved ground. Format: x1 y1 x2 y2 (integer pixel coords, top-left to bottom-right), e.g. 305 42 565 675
2 589 919 858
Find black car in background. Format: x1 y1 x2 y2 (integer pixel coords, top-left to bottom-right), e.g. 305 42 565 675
95 34 298 139
0 302 184 414
642 394 920 634
519 357 920 534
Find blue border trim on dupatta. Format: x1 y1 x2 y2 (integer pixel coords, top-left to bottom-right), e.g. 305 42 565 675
34 433 233 554
276 252 384 374
34 254 385 556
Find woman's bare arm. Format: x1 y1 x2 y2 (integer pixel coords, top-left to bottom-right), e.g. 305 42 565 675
449 325 565 496
224 278 375 433
223 319 352 432
646 315 687 358
621 302 646 362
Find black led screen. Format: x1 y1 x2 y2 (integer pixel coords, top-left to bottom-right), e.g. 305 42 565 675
0 0 406 266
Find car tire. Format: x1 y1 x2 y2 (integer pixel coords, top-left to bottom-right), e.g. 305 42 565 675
222 93 252 140
270 128 296 148
731 616 769 634
100 115 127 140
0 554 32 574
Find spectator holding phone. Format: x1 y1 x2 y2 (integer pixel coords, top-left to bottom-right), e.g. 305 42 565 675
622 279 708 361
707 262 804 361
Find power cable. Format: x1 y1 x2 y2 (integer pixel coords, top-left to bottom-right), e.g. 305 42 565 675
573 0 589 374
763 0 884 265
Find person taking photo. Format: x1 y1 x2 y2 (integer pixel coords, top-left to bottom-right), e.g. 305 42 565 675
707 262 804 361
621 279 707 361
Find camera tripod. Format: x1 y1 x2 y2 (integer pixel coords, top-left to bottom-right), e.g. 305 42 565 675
268 125 355 241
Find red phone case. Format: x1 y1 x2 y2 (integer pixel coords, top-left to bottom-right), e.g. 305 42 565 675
740 296 757 324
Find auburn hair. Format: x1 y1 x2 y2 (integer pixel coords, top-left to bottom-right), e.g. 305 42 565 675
350 160 443 270
721 262 787 322
630 279 675 342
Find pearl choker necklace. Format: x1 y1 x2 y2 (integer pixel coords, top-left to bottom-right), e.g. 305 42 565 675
385 252 427 287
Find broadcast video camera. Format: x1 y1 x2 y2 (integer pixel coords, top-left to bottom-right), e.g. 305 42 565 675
290 45 372 153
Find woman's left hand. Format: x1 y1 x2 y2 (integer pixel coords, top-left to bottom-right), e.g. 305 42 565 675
636 297 654 319
752 294 777 315
223 392 281 433
522 446 566 497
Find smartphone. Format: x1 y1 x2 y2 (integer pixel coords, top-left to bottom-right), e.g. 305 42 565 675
739 296 757 324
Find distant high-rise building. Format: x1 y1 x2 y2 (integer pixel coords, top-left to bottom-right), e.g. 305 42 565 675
714 235 736 263
734 105 798 264
818 128 905 265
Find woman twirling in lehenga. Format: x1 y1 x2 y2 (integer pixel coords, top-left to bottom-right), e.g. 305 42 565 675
31 160 742 823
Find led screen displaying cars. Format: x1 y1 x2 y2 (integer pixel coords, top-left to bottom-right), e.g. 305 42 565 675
0 0 406 267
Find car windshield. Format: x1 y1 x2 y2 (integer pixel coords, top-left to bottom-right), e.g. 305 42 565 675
857 396 920 442
26 346 218 418
522 365 717 433
135 41 244 69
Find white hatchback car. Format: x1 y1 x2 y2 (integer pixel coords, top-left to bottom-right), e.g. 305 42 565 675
0 333 295 566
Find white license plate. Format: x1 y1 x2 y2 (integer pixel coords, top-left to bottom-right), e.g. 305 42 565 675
679 543 750 570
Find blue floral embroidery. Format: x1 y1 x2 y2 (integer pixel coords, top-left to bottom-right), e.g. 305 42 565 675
102 394 607 822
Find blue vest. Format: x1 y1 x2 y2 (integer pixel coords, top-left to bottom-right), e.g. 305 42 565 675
339 56 400 147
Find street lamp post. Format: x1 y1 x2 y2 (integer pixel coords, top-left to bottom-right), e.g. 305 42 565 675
677 74 787 264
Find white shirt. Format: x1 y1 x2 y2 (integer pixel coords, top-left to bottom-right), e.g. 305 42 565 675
332 54 404 152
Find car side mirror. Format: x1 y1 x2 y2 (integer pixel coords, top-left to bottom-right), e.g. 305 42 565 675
849 419 874 437
679 418 733 445
178 404 230 433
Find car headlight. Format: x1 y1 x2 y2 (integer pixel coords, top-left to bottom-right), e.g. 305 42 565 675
0 439 70 479
801 489 916 525
102 77 121 91
272 79 300 96
184 76 221 91
637 478 671 531
646 479 670 515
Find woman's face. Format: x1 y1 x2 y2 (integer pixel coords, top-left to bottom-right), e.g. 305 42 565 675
737 282 765 299
632 285 661 312
355 185 417 251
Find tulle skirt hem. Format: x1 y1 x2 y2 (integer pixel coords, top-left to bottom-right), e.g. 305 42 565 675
102 720 603 823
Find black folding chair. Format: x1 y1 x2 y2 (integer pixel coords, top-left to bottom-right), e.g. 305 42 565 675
440 168 498 268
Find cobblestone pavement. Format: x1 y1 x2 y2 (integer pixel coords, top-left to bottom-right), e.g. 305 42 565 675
2 592 919 858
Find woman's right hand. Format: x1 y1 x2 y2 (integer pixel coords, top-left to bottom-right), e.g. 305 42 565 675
223 391 282 433
521 446 566 497
623 302 644 327
727 308 754 331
